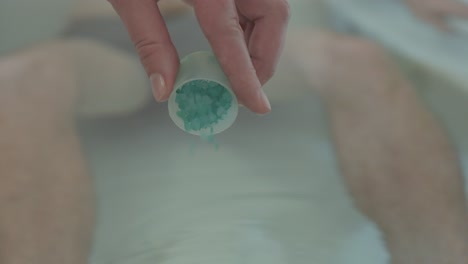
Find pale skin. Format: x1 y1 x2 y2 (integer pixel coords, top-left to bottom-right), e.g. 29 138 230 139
288 31 468 264
108 0 291 114
0 1 292 263
1 0 468 264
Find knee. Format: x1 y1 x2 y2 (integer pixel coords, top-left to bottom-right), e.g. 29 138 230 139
323 33 395 79
0 43 78 134
288 31 408 103
326 34 385 62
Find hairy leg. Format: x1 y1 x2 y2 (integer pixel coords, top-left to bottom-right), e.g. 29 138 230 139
288 31 468 264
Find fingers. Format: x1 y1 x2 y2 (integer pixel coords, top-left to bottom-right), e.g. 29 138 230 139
237 0 290 85
108 0 179 102
192 0 271 114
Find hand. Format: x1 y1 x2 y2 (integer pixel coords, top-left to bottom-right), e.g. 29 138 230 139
108 0 290 114
405 0 468 31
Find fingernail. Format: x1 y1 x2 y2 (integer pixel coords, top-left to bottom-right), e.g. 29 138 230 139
259 90 271 113
150 73 166 102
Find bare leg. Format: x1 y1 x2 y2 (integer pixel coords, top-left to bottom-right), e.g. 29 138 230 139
288 31 468 264
0 43 93 264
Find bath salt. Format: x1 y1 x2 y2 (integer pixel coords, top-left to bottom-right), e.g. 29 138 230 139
175 79 233 134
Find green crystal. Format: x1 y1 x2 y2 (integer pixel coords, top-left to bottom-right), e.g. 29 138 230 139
175 80 233 133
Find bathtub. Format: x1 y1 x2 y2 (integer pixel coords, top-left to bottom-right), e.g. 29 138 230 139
0 0 74 54
65 1 468 264
65 10 347 264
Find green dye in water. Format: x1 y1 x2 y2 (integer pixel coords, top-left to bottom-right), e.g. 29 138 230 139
200 132 219 150
175 80 233 134
188 133 219 155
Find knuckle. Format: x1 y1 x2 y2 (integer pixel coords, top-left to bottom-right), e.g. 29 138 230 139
134 38 168 68
204 16 243 41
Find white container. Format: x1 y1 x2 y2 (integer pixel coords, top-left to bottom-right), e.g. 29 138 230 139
168 51 239 136
0 0 74 54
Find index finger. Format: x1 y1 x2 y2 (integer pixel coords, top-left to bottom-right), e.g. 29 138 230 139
192 0 271 114
108 0 179 102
